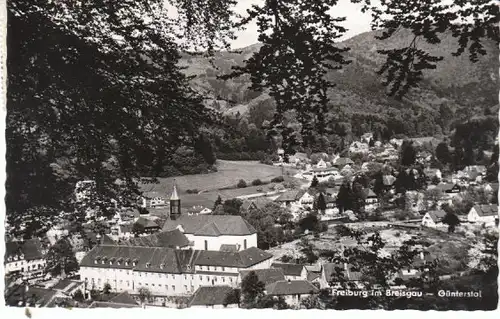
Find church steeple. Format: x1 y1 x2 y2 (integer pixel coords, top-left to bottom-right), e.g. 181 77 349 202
170 179 181 220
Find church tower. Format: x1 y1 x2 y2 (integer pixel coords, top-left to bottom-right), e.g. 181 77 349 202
170 179 181 220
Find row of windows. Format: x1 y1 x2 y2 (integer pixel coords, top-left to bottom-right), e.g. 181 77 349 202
85 275 235 288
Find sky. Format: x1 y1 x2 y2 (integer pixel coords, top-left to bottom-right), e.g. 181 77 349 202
230 0 373 49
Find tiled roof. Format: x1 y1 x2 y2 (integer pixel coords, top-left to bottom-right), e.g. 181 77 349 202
122 229 190 248
162 215 256 236
472 205 498 217
79 245 199 274
426 210 447 223
363 189 377 198
334 158 354 166
5 239 45 262
196 222 222 236
265 280 318 296
109 291 140 305
240 268 286 286
275 190 304 202
220 244 240 252
435 183 458 192
88 301 140 308
307 272 321 282
271 263 304 276
136 217 161 229
196 247 272 268
188 286 234 307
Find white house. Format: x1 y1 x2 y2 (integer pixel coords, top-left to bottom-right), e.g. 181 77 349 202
298 191 315 209
421 210 447 228
364 189 379 211
265 280 319 308
79 245 273 297
271 263 307 281
187 206 212 216
467 205 498 226
162 215 258 251
5 239 47 279
315 159 327 169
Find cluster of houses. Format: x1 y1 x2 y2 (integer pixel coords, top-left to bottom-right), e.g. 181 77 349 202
4 133 499 309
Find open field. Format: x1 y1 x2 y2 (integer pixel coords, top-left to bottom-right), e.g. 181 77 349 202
141 160 301 209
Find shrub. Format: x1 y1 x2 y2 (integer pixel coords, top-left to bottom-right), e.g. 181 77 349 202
271 176 285 183
237 179 247 188
252 179 263 186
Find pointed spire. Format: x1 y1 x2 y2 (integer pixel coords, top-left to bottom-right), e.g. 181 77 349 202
170 179 179 201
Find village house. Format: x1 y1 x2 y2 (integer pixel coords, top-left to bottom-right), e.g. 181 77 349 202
5 239 47 279
275 189 314 212
394 251 435 284
79 245 273 296
467 205 499 226
264 280 319 308
363 189 378 211
332 157 354 169
188 286 238 309
304 264 322 285
270 263 307 281
421 210 447 228
109 224 134 242
187 206 212 216
304 167 342 182
50 279 86 298
135 217 162 234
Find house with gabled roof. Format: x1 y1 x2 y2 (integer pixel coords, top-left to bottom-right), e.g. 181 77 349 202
271 263 307 281
265 280 319 307
363 188 378 211
333 157 354 169
5 239 47 279
421 210 447 228
467 205 498 226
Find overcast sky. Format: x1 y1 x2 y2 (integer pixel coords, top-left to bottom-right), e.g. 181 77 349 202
230 0 373 49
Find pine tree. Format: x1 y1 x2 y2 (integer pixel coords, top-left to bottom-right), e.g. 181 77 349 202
310 176 319 188
213 195 223 210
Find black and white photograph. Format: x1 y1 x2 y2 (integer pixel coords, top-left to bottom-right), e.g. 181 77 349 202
2 0 499 312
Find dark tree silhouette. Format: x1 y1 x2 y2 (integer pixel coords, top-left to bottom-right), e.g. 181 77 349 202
241 271 265 306
442 212 460 233
44 238 79 277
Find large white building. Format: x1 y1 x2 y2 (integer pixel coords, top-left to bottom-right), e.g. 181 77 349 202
161 215 258 251
79 245 273 296
5 239 47 279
